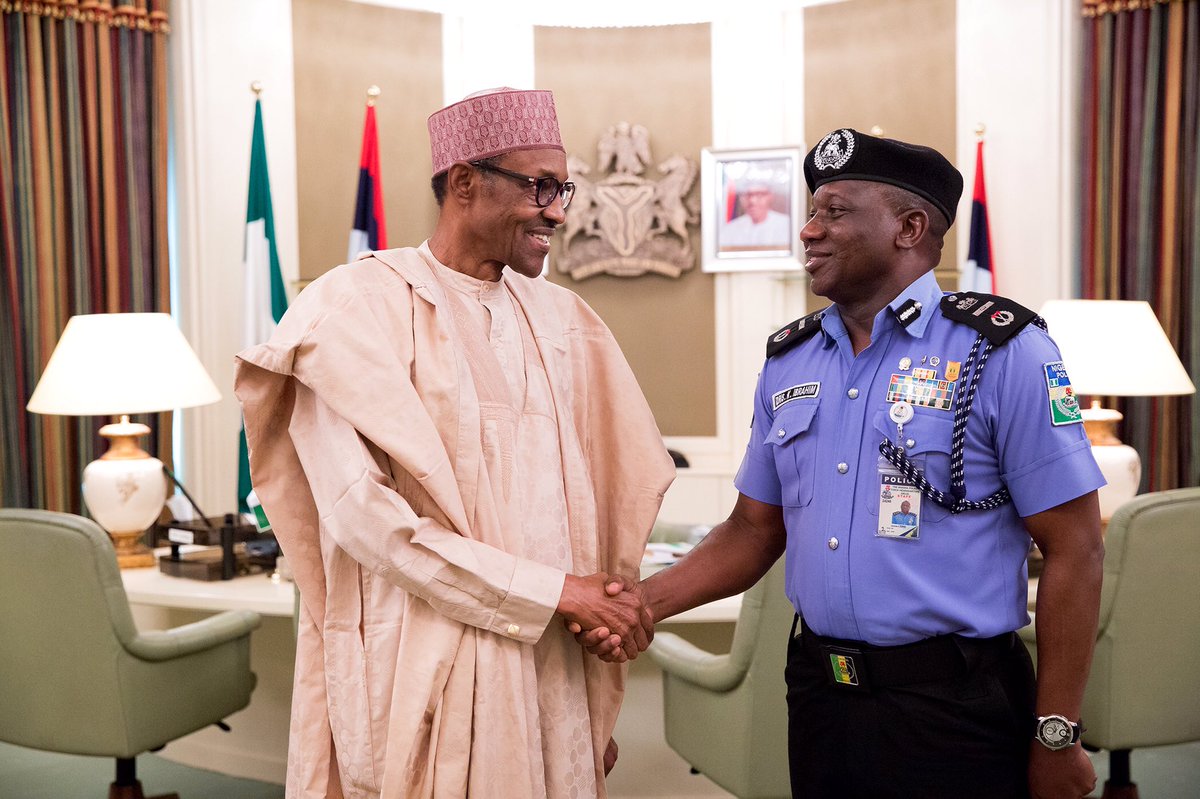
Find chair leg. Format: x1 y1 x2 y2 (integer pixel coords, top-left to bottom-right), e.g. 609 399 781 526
1100 749 1139 799
108 756 180 799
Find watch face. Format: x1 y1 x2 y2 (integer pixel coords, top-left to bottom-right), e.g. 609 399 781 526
1038 716 1073 749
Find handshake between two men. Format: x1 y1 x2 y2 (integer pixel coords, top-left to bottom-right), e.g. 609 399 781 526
556 572 653 663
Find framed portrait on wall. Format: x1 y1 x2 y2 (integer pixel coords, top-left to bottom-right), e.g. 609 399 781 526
700 146 804 273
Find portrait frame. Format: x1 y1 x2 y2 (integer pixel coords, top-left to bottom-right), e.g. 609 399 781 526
700 146 804 273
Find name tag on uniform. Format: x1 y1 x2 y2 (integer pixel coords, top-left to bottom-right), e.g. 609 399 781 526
877 461 921 540
772 382 820 410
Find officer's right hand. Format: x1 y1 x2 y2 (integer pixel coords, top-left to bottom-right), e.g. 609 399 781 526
564 574 651 663
557 573 653 661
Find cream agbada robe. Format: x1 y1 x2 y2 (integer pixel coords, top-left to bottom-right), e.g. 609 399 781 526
234 244 674 799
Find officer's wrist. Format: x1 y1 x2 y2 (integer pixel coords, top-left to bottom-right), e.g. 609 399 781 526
1033 714 1083 750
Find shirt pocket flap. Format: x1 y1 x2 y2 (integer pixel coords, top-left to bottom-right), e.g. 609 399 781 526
765 401 819 447
872 407 954 455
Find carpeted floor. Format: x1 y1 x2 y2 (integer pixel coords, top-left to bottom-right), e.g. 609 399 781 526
0 742 283 799
2 739 1198 798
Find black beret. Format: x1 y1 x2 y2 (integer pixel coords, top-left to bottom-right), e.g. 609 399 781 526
804 129 964 226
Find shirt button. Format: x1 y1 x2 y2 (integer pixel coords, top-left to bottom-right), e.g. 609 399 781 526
906 438 916 449
837 462 849 474
827 537 840 550
506 624 520 636
847 388 860 399
777 429 786 438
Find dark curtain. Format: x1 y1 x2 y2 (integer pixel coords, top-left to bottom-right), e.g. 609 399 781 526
0 0 171 511
1080 0 1200 489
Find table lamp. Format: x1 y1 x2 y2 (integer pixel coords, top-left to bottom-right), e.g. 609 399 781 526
1039 300 1195 519
26 313 221 567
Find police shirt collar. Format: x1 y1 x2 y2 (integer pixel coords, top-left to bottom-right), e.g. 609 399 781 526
884 271 942 338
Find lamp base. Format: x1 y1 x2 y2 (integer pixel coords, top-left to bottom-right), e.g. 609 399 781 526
1082 402 1140 520
111 530 157 569
83 418 167 569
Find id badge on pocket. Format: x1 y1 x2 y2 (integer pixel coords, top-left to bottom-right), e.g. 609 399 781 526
877 459 921 540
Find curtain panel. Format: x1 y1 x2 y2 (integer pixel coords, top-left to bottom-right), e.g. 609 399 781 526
1080 0 1199 490
0 0 171 512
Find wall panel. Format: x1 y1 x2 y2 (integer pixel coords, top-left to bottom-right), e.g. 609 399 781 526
535 24 716 437
804 0 958 308
292 0 442 279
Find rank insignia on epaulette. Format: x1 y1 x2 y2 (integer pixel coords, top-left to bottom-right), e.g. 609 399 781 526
940 292 1037 345
766 308 827 358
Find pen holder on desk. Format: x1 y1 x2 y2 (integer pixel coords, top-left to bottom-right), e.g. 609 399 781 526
153 513 278 580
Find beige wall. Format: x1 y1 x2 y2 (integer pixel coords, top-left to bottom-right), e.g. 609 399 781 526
535 24 717 438
288 2 960 434
292 0 442 280
805 0 959 308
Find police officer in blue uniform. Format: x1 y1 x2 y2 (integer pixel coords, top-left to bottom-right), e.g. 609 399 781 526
579 129 1106 798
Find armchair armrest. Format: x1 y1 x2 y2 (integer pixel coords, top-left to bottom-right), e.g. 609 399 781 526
1018 616 1037 648
647 631 748 692
125 610 262 662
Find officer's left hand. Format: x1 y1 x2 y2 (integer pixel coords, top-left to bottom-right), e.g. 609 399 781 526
1028 742 1096 798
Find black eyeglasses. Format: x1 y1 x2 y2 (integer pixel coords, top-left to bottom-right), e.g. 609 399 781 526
471 161 576 210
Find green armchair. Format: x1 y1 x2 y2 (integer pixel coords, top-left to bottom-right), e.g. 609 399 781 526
0 509 262 799
1019 487 1200 799
647 559 791 798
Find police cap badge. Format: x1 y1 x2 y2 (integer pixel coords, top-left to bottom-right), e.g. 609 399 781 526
804 128 964 226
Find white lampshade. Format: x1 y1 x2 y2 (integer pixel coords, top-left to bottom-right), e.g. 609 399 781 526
26 313 220 567
1038 300 1195 397
27 313 221 415
1039 299 1195 520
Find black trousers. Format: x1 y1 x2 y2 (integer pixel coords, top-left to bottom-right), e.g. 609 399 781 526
786 622 1036 799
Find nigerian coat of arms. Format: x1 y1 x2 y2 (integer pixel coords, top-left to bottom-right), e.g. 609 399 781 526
555 122 700 280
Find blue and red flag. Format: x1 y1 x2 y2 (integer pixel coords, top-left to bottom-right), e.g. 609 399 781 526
963 139 995 293
347 102 386 262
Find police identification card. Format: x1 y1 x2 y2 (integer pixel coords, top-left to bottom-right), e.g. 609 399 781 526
877 461 921 540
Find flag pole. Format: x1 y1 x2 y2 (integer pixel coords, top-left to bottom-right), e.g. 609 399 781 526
251 80 262 97
367 84 380 106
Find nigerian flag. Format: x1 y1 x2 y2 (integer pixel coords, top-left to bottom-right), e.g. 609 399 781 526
238 98 288 512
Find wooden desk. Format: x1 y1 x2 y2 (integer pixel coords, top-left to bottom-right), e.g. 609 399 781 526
121 564 295 617
120 556 742 622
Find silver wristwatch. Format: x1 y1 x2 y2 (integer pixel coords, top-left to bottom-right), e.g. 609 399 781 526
1034 714 1082 750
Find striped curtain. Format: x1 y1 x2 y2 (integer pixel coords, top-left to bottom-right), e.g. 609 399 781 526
0 0 171 512
1080 0 1200 490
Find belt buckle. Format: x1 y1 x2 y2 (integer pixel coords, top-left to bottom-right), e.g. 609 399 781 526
821 644 871 692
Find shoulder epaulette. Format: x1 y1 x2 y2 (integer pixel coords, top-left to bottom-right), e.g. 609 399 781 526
940 292 1037 345
766 308 827 358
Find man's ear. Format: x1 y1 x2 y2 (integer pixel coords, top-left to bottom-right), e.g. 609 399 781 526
895 208 929 251
444 162 478 205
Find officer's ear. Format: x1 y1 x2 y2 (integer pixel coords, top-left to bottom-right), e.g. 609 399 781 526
894 208 930 251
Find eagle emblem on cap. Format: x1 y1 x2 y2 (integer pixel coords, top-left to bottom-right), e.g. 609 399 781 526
812 129 855 171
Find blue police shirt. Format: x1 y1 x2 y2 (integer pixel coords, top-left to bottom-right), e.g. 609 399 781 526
735 271 1106 645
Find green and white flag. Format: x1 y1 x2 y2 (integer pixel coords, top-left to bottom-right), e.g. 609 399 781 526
238 98 288 512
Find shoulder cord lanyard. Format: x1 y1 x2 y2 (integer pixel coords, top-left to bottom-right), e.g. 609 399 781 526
878 316 1048 515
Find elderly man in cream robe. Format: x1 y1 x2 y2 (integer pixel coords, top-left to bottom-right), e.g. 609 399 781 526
235 88 675 799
